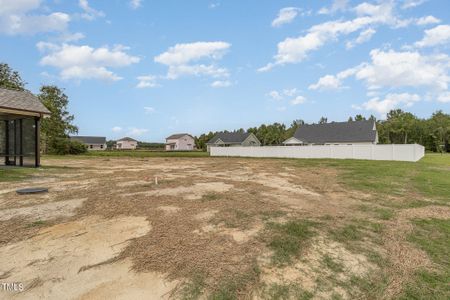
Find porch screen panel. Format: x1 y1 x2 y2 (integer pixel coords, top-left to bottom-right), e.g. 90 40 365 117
8 120 15 156
22 118 36 167
0 121 5 165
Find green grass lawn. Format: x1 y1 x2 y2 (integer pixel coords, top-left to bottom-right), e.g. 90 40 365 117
0 167 40 182
293 153 450 205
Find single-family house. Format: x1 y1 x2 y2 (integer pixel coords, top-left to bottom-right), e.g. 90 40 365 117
0 88 50 167
165 133 195 151
116 137 138 150
70 136 107 150
283 120 378 146
206 132 261 152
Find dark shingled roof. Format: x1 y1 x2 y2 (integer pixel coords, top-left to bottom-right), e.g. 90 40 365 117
166 133 193 140
117 137 138 142
207 132 253 144
70 136 106 144
293 120 377 144
0 88 50 114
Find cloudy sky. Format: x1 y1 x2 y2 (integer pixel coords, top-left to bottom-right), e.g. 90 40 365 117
1 0 449 141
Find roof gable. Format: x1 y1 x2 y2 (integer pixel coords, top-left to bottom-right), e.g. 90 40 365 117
117 137 138 142
0 88 50 115
207 132 253 144
293 120 377 143
166 133 194 140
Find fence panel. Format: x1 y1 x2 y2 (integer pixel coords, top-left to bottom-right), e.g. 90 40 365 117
210 144 425 162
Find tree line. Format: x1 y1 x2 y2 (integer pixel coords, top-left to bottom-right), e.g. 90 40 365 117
195 111 450 153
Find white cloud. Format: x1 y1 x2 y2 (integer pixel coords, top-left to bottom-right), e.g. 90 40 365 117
155 41 231 80
259 1 403 71
128 127 148 136
346 28 376 49
136 75 158 88
283 88 298 97
268 90 283 101
144 106 155 114
437 92 450 103
155 41 230 65
166 64 228 80
112 126 122 132
39 43 140 81
272 7 300 28
268 88 304 101
0 0 41 15
415 25 450 48
416 15 440 26
79 0 105 20
211 80 232 88
309 75 342 90
209 2 220 9
276 106 287 112
313 49 450 92
130 0 142 9
290 95 306 105
268 88 306 106
318 0 349 15
58 32 85 42
356 49 450 91
401 0 427 9
0 12 70 35
359 93 421 115
309 66 360 90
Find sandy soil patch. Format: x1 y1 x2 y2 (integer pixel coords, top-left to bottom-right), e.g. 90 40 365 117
157 206 181 214
117 180 150 187
0 215 157 299
0 198 87 221
194 209 218 221
121 181 233 200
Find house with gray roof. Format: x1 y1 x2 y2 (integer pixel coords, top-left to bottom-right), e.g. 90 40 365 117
283 120 378 146
70 136 107 151
206 132 261 152
165 133 195 151
0 88 50 167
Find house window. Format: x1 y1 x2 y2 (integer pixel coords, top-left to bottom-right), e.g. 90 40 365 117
100 145 103 149
90 145 93 149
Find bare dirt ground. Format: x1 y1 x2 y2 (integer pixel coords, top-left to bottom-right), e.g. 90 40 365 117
0 157 447 299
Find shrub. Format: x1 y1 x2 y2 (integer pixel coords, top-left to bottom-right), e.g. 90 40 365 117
48 138 87 155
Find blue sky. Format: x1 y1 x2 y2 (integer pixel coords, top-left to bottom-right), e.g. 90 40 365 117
1 0 449 142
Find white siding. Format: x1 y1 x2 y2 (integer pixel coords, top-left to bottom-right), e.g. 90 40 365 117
165 135 195 151
116 140 137 150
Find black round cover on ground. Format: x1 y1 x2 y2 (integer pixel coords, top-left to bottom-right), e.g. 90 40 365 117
16 188 49 195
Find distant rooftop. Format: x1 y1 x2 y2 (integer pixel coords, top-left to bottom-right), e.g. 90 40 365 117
117 137 138 142
166 133 193 140
207 132 253 144
293 120 377 144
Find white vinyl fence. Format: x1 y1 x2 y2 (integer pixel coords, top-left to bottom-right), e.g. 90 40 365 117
210 144 425 162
